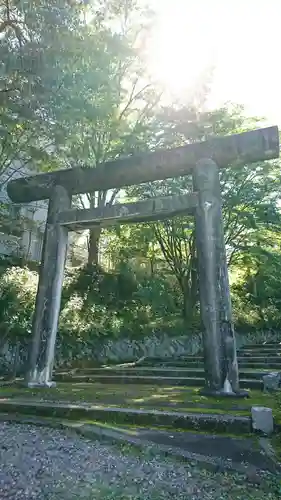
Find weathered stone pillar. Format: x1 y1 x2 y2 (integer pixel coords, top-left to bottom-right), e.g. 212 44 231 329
219 233 240 393
193 159 242 396
27 185 71 387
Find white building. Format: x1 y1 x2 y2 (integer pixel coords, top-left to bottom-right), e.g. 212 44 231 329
0 163 88 265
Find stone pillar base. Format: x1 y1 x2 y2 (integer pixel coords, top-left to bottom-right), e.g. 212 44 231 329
26 367 56 389
27 381 56 389
200 388 249 399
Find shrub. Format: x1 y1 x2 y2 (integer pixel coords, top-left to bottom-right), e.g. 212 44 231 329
0 266 37 348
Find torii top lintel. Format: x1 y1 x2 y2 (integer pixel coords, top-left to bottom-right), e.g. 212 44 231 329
7 126 280 204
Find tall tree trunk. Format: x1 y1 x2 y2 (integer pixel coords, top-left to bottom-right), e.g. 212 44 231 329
180 254 199 320
87 227 101 265
182 280 197 321
12 343 20 379
182 290 190 320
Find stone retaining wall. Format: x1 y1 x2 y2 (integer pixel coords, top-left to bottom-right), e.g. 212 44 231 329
93 333 202 363
66 329 281 365
1 329 280 374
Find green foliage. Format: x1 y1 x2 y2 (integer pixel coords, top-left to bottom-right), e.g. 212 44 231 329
1 2 281 354
232 241 281 330
0 265 183 365
0 266 37 347
0 0 157 177
59 263 183 350
0 0 82 173
107 104 281 322
0 0 162 264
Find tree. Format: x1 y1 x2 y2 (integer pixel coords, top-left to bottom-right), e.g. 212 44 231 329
231 230 281 329
116 104 281 320
0 0 119 247
0 1 85 249
55 0 162 265
0 1 162 265
0 0 86 178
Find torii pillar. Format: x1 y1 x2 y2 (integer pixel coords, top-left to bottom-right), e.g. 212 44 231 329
27 185 71 386
193 159 244 396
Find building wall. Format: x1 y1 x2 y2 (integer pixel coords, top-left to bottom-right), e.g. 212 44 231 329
0 164 88 265
0 163 47 261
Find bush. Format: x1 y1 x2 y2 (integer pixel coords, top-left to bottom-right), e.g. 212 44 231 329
3 255 281 369
0 266 37 348
60 264 183 341
0 263 185 365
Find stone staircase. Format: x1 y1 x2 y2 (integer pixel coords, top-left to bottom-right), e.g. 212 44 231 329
1 341 281 475
55 341 281 390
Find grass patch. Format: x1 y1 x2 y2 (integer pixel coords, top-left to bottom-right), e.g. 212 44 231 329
1 383 281 425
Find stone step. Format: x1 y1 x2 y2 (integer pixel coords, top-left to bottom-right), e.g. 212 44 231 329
238 349 281 356
109 357 204 368
239 343 281 349
139 360 204 367
159 360 281 370
238 362 281 369
0 399 252 435
58 357 281 375
237 355 281 363
56 367 206 377
58 357 201 370
140 356 203 365
57 367 271 381
54 373 263 390
115 356 281 368
239 370 271 380
55 373 206 386
116 354 281 366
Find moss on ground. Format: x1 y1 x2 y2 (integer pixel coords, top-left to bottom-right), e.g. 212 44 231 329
0 382 279 417
84 420 257 440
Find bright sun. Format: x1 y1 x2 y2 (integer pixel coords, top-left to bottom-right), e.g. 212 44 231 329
147 0 281 125
147 1 216 96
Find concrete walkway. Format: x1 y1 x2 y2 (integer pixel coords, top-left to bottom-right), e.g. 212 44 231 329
131 427 278 472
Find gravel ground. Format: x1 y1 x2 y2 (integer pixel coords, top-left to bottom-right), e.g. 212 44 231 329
0 422 279 500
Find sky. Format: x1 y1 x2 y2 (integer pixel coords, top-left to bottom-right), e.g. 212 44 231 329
147 0 281 125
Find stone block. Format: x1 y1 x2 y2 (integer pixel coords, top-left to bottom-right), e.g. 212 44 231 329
251 406 274 435
263 372 280 392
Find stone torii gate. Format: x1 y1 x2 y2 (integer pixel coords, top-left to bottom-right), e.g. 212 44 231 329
7 126 279 395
